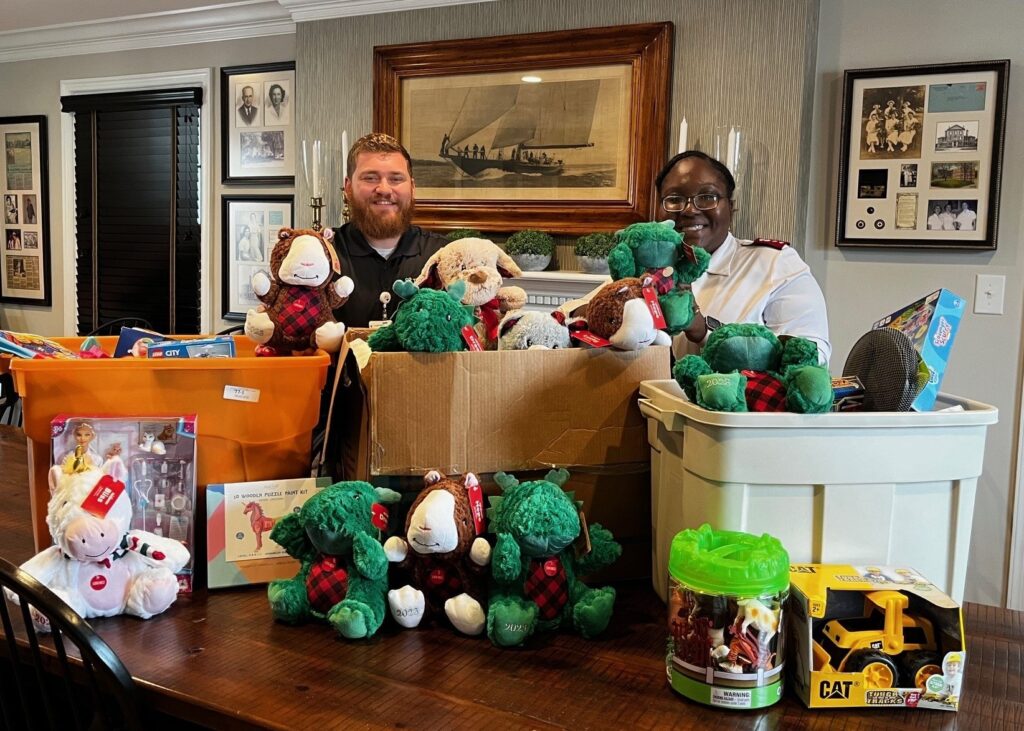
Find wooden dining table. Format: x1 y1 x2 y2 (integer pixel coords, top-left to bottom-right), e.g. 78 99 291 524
0 424 1020 729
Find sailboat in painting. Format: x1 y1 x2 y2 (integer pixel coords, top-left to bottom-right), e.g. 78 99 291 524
439 80 599 177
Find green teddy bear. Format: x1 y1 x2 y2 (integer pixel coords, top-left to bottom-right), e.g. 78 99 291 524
607 220 711 334
485 469 622 647
672 322 833 413
267 481 401 639
367 279 476 352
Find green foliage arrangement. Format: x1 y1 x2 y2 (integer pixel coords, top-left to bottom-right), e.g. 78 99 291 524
573 232 615 259
504 229 555 256
444 228 484 241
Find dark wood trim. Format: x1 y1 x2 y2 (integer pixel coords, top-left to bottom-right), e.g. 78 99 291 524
373 23 673 235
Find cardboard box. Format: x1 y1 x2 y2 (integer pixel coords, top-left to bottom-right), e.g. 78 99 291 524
327 336 670 479
789 563 965 711
872 288 964 412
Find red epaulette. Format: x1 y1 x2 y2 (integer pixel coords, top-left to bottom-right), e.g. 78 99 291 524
750 238 790 250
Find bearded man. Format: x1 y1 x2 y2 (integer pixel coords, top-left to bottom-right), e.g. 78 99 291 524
332 133 447 326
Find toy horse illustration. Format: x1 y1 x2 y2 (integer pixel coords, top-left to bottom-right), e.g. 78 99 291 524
243 501 277 551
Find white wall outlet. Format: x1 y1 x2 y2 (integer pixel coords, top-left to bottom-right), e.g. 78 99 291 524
974 274 1005 315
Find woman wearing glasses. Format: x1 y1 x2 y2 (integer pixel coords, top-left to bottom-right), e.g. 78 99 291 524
658 150 831 364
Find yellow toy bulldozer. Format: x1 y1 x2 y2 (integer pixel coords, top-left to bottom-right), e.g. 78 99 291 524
813 590 942 689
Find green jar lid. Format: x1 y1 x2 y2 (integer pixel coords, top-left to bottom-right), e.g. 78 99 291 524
669 523 790 596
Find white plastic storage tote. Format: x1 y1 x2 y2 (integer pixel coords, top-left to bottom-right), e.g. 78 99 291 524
639 380 997 603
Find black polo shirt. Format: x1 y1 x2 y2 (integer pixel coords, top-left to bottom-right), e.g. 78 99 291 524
331 223 447 327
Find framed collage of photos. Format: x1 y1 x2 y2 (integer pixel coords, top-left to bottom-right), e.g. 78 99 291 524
1 116 50 305
836 60 1009 250
221 195 294 320
221 62 296 184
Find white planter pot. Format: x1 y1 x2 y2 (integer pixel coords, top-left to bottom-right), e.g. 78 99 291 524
511 253 551 272
578 255 610 274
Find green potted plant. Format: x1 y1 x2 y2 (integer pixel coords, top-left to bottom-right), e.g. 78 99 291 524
504 229 555 271
573 232 615 274
444 228 483 242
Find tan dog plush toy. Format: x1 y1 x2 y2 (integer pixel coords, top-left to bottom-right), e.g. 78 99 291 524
415 237 527 348
244 227 354 356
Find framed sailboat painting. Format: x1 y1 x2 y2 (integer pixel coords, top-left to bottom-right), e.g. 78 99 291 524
373 23 672 235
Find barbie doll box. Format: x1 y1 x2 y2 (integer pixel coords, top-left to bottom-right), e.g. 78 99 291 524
871 289 964 412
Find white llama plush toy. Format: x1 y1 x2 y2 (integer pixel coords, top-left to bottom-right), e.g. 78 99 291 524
5 457 189 630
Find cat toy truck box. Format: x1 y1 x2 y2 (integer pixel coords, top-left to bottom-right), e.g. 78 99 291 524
788 564 965 711
872 288 964 412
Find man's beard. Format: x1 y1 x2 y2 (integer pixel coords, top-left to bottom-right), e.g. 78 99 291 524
349 196 415 241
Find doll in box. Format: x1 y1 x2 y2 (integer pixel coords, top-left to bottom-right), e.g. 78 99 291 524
59 421 102 474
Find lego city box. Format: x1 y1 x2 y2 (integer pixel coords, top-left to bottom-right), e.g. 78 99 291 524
788 563 964 711
872 288 964 412
325 331 669 479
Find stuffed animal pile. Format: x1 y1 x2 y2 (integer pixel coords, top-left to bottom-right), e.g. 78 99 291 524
264 469 622 647
673 323 833 413
267 480 402 639
416 237 527 348
244 227 353 356
8 458 190 630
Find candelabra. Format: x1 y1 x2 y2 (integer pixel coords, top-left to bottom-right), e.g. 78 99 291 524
310 196 325 232
302 139 327 230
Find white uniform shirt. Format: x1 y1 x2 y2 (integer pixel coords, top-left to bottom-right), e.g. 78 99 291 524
956 209 977 231
673 232 832 364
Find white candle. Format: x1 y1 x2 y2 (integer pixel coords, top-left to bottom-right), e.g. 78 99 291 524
312 140 322 198
341 129 349 181
726 127 737 174
677 117 688 155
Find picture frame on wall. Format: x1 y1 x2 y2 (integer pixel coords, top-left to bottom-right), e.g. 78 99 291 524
836 59 1009 250
221 62 296 184
0 115 50 306
221 195 294 321
373 23 673 235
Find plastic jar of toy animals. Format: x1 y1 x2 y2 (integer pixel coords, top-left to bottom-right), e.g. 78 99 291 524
667 523 790 709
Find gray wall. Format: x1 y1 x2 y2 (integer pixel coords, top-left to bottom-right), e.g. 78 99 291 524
0 35 296 336
806 0 1024 605
296 0 819 246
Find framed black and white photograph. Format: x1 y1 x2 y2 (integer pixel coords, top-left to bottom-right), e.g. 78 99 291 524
221 195 293 320
221 62 296 184
0 115 50 305
836 60 1009 250
373 23 672 234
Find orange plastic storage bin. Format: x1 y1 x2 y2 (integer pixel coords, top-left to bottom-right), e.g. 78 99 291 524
11 336 329 550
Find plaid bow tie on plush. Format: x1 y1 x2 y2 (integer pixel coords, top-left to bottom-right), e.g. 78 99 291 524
524 556 569 620
306 554 349 614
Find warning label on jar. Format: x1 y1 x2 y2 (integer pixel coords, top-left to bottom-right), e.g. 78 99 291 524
710 688 752 708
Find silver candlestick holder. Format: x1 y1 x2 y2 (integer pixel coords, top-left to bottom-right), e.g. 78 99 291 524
310 196 324 232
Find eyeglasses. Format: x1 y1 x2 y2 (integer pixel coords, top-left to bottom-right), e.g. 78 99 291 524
661 193 722 212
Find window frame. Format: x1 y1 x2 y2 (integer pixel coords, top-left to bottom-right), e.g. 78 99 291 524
59 69 213 335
